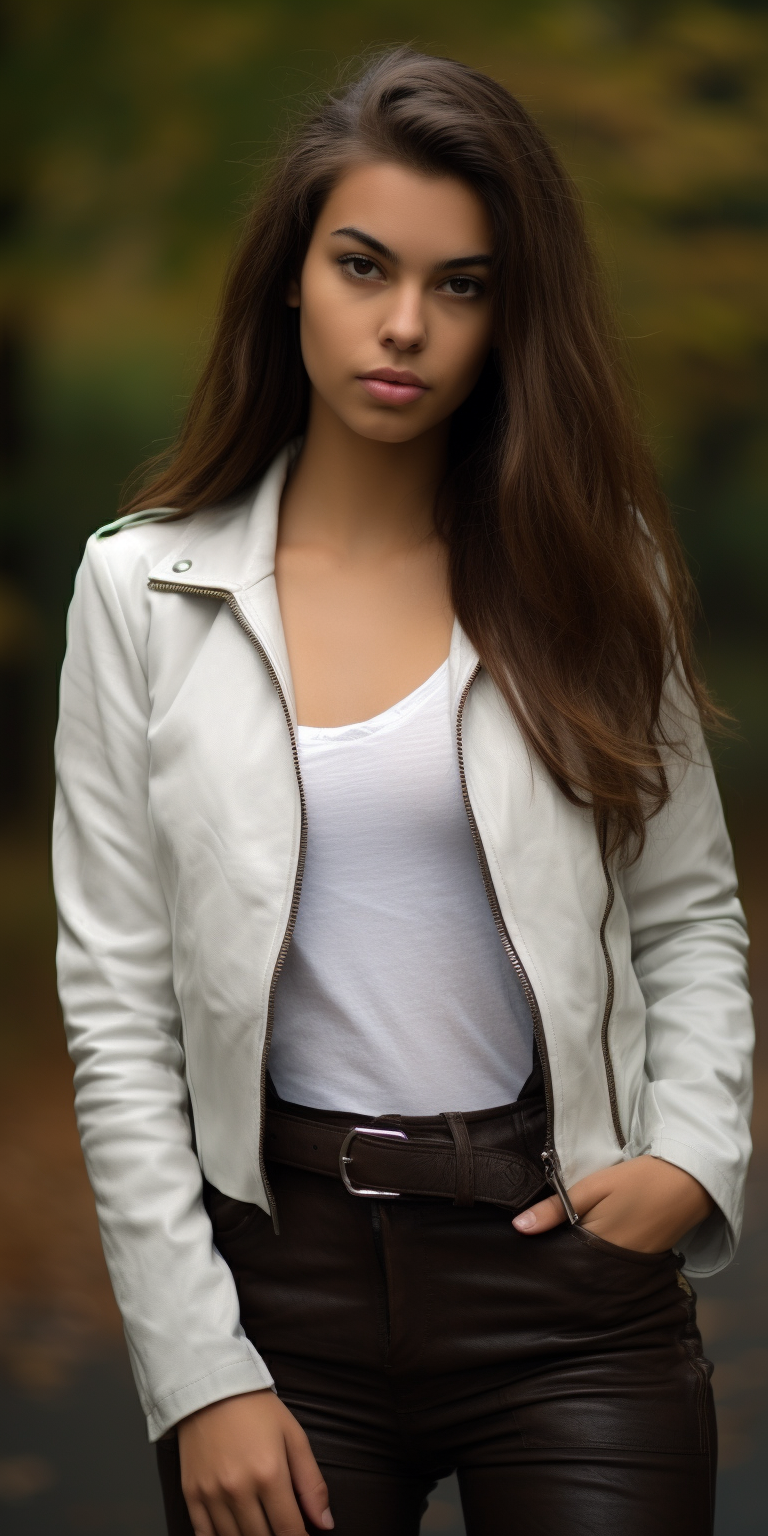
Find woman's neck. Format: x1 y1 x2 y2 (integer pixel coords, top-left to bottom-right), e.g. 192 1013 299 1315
279 391 448 555
274 389 453 727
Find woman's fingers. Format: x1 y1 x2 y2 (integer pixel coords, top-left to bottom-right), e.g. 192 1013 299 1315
178 1391 320 1536
186 1492 263 1536
235 1467 304 1536
189 1465 296 1536
207 1444 308 1536
512 1168 615 1235
284 1416 334 1530
512 1192 566 1233
185 1496 217 1536
259 1466 325 1536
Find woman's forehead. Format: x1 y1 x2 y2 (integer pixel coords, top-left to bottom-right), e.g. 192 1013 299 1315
315 161 493 267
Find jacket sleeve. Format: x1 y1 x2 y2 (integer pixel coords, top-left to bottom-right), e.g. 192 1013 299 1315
618 704 753 1275
53 536 274 1440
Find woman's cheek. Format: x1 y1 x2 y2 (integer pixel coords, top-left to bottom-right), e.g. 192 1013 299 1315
300 285 360 394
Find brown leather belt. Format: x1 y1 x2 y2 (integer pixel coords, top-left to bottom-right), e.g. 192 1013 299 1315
264 1105 546 1211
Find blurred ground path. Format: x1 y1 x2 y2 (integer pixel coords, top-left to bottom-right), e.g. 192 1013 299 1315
0 829 163 1534
0 815 764 1535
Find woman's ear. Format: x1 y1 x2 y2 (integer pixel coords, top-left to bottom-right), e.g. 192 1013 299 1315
286 277 300 309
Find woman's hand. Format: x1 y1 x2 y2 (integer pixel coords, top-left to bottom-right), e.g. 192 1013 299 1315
512 1155 713 1253
178 1390 333 1536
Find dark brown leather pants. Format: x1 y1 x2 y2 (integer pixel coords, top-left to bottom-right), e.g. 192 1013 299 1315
157 1087 716 1535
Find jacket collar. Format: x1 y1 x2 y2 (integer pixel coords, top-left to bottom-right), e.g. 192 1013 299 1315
147 445 480 722
147 446 294 596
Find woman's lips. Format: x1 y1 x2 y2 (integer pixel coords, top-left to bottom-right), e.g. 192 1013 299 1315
358 370 428 405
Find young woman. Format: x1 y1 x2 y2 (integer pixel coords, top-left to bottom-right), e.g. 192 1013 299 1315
54 49 753 1536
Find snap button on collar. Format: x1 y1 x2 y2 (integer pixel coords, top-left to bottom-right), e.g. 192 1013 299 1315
172 559 192 572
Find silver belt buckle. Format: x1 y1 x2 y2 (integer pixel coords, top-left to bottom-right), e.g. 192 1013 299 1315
339 1125 408 1198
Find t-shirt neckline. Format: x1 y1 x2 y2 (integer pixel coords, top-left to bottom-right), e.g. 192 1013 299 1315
297 659 449 746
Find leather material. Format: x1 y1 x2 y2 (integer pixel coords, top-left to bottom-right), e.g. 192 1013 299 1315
442 1112 475 1206
53 447 753 1438
263 1099 545 1211
158 1086 716 1535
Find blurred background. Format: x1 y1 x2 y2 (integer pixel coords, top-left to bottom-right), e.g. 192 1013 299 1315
0 1 765 1531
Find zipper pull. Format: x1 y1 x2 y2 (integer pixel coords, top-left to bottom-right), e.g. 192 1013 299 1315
541 1146 579 1225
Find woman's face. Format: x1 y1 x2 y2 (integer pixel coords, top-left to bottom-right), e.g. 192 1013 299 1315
288 161 495 443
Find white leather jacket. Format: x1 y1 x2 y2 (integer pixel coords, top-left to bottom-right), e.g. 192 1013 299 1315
53 449 753 1441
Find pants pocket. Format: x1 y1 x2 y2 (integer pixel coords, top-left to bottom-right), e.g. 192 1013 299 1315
568 1221 676 1267
203 1180 269 1243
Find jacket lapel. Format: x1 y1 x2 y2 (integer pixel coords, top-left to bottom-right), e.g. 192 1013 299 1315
147 447 297 717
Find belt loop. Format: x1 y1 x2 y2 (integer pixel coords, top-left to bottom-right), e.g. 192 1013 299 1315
443 1112 475 1207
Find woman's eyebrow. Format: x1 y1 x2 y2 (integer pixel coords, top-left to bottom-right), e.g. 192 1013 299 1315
437 253 493 270
330 226 493 271
330 226 396 262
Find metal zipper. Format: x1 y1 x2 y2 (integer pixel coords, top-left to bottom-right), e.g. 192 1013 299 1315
455 665 578 1225
598 854 626 1147
148 577 308 1234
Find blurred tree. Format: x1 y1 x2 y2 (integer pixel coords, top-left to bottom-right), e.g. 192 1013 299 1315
0 0 766 791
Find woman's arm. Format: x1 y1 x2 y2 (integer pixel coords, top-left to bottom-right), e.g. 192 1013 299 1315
515 701 752 1261
56 534 336 1531
54 534 276 1435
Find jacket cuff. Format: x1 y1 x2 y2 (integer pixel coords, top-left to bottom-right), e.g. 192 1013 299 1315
649 1134 740 1277
145 1350 275 1442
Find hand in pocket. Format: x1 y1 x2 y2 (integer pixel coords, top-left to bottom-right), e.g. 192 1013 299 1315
512 1154 713 1253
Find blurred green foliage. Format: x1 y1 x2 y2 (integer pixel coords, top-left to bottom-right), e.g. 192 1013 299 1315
0 0 766 797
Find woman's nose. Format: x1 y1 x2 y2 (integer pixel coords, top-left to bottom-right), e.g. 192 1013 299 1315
378 286 426 353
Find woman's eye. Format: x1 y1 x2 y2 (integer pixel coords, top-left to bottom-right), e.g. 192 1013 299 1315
339 255 382 280
440 276 483 298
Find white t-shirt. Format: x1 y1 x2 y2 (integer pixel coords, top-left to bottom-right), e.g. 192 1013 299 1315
268 661 533 1115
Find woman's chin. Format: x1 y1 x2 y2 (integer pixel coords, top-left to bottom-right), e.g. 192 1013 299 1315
343 409 441 446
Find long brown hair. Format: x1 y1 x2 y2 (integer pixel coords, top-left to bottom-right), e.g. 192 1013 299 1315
123 47 717 857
